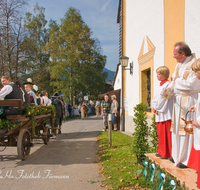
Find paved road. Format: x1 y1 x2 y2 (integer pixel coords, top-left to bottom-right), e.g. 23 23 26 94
0 116 103 190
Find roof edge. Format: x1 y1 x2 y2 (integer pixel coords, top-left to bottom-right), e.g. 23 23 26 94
117 0 122 23
112 63 120 87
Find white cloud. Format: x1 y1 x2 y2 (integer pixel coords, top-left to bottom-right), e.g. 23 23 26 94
100 0 112 12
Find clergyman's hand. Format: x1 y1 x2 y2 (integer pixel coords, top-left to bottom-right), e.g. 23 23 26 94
174 76 180 82
192 120 200 128
189 105 196 112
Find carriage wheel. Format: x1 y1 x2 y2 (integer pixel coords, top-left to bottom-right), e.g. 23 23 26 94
17 129 31 160
42 127 50 145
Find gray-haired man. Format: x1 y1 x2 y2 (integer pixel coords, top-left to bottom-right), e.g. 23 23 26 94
101 95 111 131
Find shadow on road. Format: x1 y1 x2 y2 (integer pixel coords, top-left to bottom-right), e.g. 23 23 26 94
64 116 102 122
12 129 103 166
0 116 103 167
0 155 18 161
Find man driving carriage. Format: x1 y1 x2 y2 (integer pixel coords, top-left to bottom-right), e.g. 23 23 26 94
0 76 24 117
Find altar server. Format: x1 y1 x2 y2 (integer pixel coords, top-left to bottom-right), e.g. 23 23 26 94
152 66 173 159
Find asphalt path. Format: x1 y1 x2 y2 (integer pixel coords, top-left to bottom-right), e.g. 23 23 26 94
0 116 103 190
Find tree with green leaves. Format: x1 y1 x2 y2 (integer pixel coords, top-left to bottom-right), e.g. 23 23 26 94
46 7 107 102
22 3 53 95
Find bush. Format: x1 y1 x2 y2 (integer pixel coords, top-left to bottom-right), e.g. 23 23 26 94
149 115 158 153
132 102 149 160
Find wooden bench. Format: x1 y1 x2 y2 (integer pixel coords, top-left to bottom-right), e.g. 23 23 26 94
0 99 23 109
0 99 25 122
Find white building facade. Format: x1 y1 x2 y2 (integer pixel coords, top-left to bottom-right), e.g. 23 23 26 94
114 0 200 133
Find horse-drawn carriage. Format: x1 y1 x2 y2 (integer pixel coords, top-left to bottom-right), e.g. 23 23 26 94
0 99 54 160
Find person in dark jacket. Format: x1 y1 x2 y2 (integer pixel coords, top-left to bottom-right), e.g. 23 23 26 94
0 76 24 117
68 103 72 117
101 95 111 131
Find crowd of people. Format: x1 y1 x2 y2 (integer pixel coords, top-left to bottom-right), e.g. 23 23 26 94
152 42 200 188
69 97 118 125
65 100 98 119
72 96 118 130
0 77 52 117
24 78 52 107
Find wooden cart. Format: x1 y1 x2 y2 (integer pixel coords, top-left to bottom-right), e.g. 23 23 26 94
0 99 54 160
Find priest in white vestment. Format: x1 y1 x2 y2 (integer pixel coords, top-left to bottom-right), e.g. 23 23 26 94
166 42 200 168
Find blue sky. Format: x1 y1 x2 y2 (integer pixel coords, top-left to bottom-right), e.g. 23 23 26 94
27 0 119 72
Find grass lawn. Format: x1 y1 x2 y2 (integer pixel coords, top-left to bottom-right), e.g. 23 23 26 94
97 131 149 190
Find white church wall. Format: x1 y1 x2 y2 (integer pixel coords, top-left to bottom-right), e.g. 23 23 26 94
124 0 165 133
185 0 200 60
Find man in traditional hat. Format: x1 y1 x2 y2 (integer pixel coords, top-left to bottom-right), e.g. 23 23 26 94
0 76 24 117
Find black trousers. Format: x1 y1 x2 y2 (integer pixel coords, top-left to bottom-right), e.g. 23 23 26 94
0 107 24 119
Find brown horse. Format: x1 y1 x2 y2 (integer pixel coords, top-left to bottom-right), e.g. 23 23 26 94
95 105 101 117
81 105 88 120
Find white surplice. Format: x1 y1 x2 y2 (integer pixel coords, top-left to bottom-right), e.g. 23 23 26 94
168 55 200 166
42 96 52 106
152 81 173 122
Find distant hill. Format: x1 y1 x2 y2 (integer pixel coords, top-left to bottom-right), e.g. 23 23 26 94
103 68 115 83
